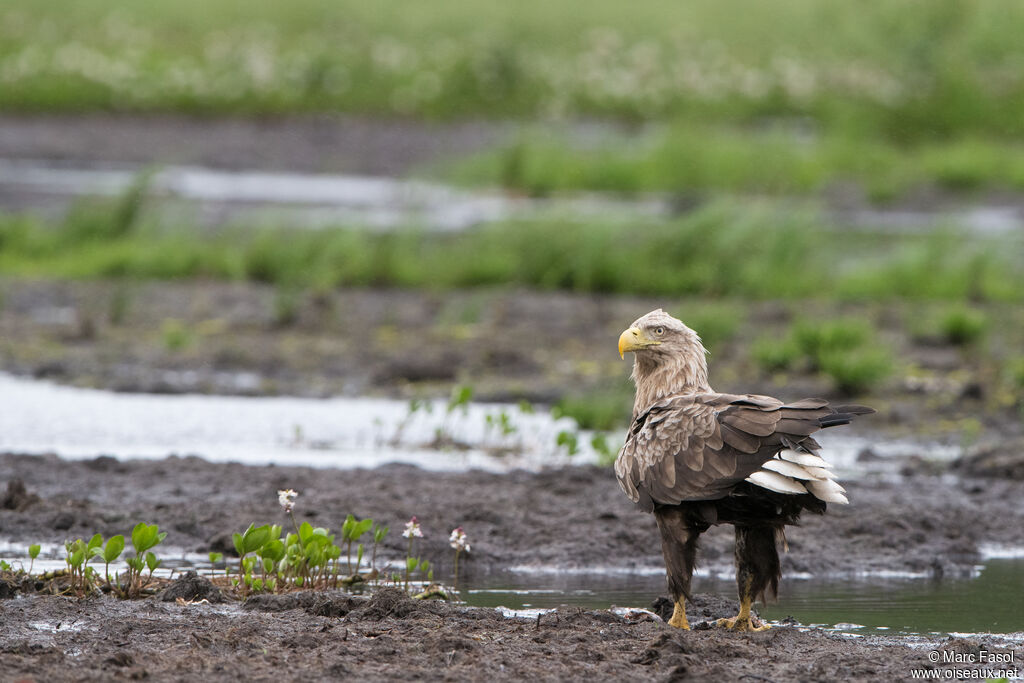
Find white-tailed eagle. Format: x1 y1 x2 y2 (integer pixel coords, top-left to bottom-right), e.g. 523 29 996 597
616 309 873 631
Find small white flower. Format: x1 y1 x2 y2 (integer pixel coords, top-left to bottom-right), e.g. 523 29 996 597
402 516 423 539
277 489 297 513
449 527 470 553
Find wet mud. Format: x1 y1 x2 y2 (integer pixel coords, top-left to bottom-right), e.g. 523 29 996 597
2 447 1024 680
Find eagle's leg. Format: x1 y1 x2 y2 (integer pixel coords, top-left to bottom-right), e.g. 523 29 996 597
654 507 702 630
716 524 779 632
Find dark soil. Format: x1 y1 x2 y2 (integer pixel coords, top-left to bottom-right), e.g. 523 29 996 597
2 444 1024 680
3 453 1023 580
2 580 1020 682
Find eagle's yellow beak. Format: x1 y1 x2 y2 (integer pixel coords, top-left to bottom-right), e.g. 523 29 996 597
618 326 657 359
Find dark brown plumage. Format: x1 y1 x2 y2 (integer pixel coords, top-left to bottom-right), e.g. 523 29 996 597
615 309 874 630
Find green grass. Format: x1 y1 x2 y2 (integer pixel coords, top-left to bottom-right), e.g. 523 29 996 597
5 2 1024 199
1 195 1021 304
447 128 1024 200
553 382 634 432
751 317 893 394
1 0 1024 137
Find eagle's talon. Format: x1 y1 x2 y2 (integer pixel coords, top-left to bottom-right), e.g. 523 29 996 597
667 600 690 629
715 615 771 632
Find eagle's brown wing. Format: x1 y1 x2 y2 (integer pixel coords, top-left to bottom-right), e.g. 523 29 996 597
615 392 870 512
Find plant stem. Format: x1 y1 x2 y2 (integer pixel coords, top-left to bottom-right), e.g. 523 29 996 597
453 549 460 593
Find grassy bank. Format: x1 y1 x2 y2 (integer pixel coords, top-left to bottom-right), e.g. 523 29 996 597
0 197 1019 303
1 1 1022 135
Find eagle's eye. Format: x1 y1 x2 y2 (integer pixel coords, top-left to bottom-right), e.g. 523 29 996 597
654 327 664 336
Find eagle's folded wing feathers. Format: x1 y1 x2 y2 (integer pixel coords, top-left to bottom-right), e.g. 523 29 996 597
616 393 869 512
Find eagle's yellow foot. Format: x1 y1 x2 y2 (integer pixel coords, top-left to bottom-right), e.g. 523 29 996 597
667 599 690 629
715 614 771 632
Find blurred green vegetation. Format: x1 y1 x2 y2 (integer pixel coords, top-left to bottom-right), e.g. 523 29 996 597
448 130 1024 200
2 1 1024 199
554 382 634 432
752 318 893 394
0 196 1020 303
0 0 1021 135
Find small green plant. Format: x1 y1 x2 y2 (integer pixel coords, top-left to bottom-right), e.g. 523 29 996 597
63 533 104 595
28 543 41 574
553 384 632 431
484 410 518 441
792 318 870 371
819 348 893 395
556 430 580 456
160 318 192 352
125 522 166 597
92 534 125 588
448 527 470 594
590 432 618 466
341 515 374 575
751 335 801 373
939 307 987 346
401 516 423 592
447 385 473 415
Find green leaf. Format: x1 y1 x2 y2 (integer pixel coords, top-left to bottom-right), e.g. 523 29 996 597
353 518 374 541
356 544 364 564
70 548 85 567
145 551 161 572
232 532 246 558
208 551 223 564
131 522 162 554
420 560 430 573
260 539 285 563
406 557 419 572
104 535 125 563
298 521 314 545
28 544 41 560
447 385 473 414
87 533 104 552
374 525 389 543
243 524 271 554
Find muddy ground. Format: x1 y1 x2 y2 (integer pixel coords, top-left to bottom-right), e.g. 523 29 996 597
2 452 1024 681
6 586 1022 683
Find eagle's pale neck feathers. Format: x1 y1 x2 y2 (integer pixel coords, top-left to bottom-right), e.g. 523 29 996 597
631 335 710 419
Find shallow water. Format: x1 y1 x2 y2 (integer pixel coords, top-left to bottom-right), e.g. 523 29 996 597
0 159 666 231
2 158 1022 234
463 559 1024 637
4 536 1020 637
0 373 958 476
0 373 600 472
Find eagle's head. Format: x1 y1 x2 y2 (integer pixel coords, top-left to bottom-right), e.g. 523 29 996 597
618 309 711 414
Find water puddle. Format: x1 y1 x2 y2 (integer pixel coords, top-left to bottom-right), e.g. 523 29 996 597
0 373 956 475
3 536 1020 637
2 158 1022 234
462 559 1024 638
0 373 601 472
0 159 667 231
